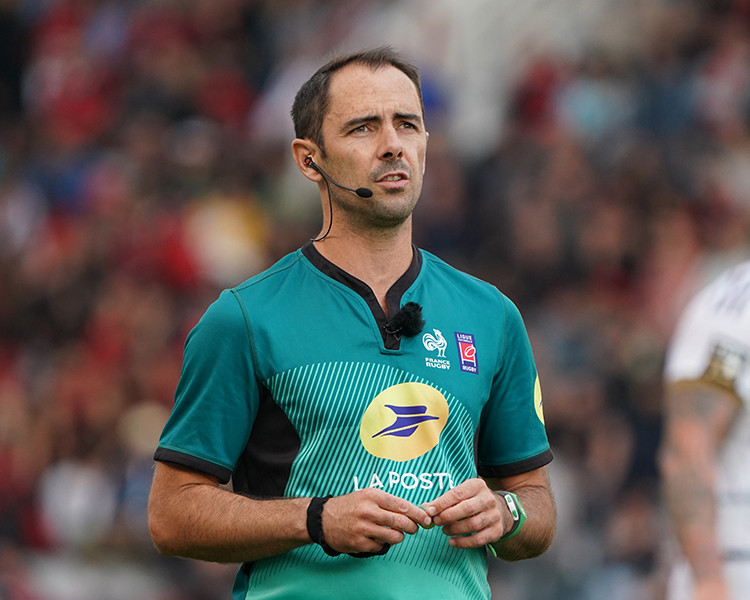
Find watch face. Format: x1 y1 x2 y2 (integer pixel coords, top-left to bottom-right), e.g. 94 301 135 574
501 493 519 520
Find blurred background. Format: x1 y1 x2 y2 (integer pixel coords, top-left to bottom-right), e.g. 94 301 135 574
2 0 750 598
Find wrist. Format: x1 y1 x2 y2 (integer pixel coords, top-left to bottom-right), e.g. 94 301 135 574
306 496 341 556
495 490 526 541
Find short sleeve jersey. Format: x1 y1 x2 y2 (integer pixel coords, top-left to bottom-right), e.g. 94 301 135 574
664 261 750 571
155 243 552 600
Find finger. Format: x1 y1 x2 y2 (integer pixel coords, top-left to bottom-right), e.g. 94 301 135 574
353 534 399 553
419 503 436 528
441 512 499 538
328 515 405 552
423 478 484 520
348 543 391 558
429 481 502 527
377 510 421 536
447 529 498 549
376 494 431 529
368 527 407 547
431 495 490 527
358 521 415 547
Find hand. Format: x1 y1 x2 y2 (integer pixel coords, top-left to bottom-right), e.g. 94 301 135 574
422 478 510 549
321 488 431 555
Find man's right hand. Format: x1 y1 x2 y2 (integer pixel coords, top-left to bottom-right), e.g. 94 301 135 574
319 489 431 555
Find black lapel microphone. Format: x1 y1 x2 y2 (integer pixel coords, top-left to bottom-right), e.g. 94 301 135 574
385 302 425 338
305 157 373 198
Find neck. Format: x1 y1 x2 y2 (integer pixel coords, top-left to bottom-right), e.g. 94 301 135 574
313 222 414 314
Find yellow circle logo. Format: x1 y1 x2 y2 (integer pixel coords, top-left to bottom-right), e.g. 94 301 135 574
359 382 449 462
534 375 545 425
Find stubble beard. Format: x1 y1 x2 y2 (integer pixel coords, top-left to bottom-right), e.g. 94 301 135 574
332 184 420 233
335 159 420 231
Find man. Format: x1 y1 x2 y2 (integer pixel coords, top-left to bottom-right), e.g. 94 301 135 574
659 260 750 600
148 46 556 600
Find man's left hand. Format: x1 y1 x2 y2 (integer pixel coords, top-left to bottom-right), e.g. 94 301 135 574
422 478 510 548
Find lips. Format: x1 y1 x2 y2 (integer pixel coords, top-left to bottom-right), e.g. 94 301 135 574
376 172 408 183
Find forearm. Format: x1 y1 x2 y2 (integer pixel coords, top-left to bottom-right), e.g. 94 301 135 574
659 381 738 583
490 482 556 561
661 453 723 580
148 463 310 563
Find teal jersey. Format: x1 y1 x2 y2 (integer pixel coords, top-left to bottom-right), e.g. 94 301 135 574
155 243 552 600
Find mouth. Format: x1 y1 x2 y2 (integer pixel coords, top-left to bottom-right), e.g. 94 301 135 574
376 172 409 187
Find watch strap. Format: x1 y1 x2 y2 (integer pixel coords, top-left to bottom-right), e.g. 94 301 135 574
496 490 527 541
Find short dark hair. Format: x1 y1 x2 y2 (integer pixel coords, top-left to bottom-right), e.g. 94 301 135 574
291 46 423 153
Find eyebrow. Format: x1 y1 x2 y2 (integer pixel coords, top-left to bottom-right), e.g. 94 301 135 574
342 112 423 131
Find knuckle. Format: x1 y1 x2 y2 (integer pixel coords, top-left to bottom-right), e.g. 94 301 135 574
399 517 418 534
464 497 480 514
358 487 383 502
386 530 406 545
359 505 379 521
452 486 468 501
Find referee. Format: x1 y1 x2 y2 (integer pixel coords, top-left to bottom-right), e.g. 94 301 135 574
148 46 556 600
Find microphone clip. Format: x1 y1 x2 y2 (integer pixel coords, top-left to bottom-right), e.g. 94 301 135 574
385 302 425 339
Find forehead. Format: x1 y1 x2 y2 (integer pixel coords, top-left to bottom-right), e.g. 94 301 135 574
326 63 422 125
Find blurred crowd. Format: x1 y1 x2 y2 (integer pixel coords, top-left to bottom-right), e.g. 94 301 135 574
2 0 750 599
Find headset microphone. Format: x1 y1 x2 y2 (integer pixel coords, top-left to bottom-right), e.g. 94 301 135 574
304 157 373 198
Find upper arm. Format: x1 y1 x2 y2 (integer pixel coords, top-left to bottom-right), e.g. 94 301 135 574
149 461 222 510
152 460 222 489
155 290 258 483
661 380 740 459
479 296 551 475
484 465 551 495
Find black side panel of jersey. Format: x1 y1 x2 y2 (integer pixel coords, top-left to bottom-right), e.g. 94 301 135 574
232 385 301 497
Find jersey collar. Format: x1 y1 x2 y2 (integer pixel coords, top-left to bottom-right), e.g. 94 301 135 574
301 241 422 349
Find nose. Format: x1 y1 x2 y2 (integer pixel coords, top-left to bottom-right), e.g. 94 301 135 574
378 124 403 160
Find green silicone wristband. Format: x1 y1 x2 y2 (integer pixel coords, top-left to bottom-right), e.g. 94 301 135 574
496 491 527 541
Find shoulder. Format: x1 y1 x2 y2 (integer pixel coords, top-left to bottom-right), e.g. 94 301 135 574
666 260 750 387
418 249 523 322
701 260 750 305
419 250 508 301
196 250 307 330
677 260 750 329
232 249 307 293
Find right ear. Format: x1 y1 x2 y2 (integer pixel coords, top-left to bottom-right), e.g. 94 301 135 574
291 139 323 183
